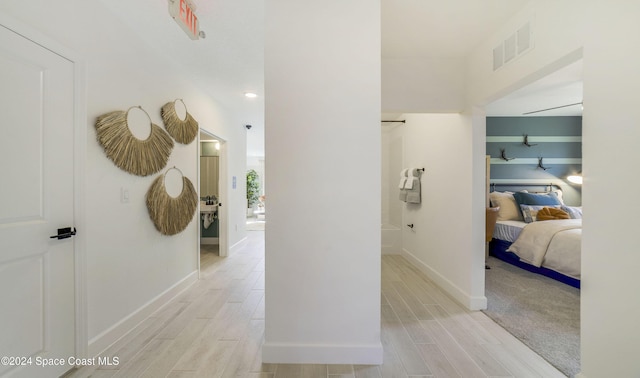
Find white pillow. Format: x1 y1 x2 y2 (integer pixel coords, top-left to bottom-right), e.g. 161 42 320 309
562 205 583 219
550 190 565 205
489 191 523 221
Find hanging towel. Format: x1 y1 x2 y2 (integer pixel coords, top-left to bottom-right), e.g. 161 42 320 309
203 213 215 229
398 168 409 189
398 168 409 202
405 168 422 204
404 168 422 189
404 168 419 189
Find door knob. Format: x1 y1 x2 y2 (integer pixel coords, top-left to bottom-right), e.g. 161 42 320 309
50 227 77 240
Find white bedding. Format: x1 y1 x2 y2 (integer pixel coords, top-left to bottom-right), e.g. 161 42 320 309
493 220 526 242
543 228 581 279
504 219 582 280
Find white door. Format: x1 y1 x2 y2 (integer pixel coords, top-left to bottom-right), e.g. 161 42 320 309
0 24 76 378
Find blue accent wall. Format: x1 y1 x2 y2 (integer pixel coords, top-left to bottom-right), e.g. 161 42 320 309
487 116 582 205
200 217 219 237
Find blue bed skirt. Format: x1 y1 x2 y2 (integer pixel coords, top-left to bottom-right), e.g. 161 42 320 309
489 238 581 289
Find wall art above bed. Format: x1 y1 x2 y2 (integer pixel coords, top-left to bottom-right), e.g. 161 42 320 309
486 116 583 206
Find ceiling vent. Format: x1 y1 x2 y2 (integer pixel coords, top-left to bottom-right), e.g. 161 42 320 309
518 22 531 54
493 21 534 71
504 33 517 63
493 45 504 71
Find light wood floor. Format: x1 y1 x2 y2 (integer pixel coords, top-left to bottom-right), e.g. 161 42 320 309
66 231 565 378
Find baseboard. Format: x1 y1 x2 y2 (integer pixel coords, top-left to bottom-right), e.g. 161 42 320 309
382 245 401 255
575 373 587 378
229 236 248 253
87 270 198 357
200 237 219 245
262 342 383 364
401 248 487 310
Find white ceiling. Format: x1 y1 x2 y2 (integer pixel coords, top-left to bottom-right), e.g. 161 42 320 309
485 60 583 117
381 0 530 58
101 0 581 158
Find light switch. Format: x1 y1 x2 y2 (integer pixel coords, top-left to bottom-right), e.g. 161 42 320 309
121 188 130 203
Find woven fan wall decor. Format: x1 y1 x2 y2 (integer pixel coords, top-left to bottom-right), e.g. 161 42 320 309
95 106 174 176
161 99 199 144
146 167 198 236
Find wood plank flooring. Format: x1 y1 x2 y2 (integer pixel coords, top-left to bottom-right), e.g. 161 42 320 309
66 231 565 377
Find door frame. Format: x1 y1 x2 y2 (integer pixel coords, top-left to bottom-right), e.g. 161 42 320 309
0 14 89 360
198 129 229 271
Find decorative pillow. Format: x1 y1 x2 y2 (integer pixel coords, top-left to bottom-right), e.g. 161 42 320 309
520 204 563 223
562 205 583 219
489 191 522 221
550 190 565 205
536 207 570 221
513 191 563 218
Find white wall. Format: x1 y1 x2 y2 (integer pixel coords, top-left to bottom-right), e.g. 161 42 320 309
580 3 640 376
466 1 640 375
381 123 403 255
394 114 486 310
381 123 403 227
0 0 248 356
263 0 382 364
382 58 466 112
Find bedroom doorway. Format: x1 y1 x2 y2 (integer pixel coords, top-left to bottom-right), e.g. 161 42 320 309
198 130 228 273
481 56 583 377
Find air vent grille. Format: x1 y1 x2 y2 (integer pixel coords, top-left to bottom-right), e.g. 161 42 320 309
504 33 517 63
492 21 533 71
493 46 504 71
518 22 531 54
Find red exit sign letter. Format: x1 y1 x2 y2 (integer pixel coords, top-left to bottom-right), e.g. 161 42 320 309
169 0 200 40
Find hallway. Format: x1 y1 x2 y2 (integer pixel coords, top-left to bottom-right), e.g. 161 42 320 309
67 231 564 377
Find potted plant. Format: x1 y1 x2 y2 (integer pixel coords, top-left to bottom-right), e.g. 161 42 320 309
246 169 260 216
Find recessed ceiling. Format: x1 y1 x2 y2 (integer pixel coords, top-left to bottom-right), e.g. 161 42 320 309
485 60 584 117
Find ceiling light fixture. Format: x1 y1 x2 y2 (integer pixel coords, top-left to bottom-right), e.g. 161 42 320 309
244 92 257 98
567 175 583 185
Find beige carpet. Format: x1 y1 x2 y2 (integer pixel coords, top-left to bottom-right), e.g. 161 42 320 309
483 256 580 377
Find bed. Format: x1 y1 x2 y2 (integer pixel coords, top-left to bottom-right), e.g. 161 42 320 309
488 186 582 288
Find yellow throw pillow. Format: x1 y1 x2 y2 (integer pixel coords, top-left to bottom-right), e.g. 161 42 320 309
536 207 570 221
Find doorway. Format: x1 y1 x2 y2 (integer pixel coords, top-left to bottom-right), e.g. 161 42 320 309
482 57 583 377
198 130 228 274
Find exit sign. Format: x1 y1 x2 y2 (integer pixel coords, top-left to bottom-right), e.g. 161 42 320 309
169 0 200 40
